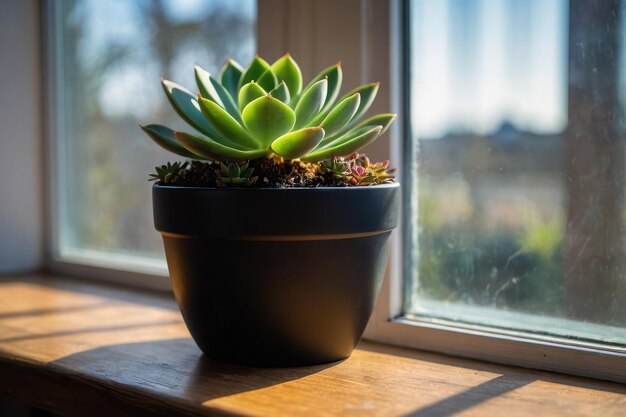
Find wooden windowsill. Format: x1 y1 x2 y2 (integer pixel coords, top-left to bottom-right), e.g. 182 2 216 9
0 274 624 417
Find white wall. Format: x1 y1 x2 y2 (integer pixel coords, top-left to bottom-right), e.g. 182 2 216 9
0 0 43 273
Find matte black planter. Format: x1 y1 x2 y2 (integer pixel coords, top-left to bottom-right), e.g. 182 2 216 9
153 183 400 366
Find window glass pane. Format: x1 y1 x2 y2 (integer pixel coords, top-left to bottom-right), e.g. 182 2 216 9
54 0 256 266
406 0 626 346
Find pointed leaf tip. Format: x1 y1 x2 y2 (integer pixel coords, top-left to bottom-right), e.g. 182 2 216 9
329 82 381 134
238 81 267 113
140 124 200 159
271 53 303 100
348 113 397 137
299 63 343 121
220 59 244 104
318 92 361 136
161 79 223 139
239 56 272 90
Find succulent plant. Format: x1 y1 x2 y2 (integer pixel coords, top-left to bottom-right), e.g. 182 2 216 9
216 161 258 187
140 54 395 163
319 157 351 181
149 161 188 184
350 157 396 185
319 154 395 186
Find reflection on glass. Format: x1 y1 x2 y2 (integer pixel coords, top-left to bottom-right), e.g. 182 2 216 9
56 0 256 262
407 0 626 344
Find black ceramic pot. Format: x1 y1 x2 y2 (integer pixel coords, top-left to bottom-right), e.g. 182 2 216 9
153 183 400 366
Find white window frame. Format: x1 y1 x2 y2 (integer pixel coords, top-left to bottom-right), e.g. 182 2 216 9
40 0 626 383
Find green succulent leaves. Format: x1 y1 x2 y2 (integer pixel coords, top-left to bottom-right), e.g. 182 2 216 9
319 93 360 136
220 59 243 103
198 96 257 149
303 63 343 127
217 161 258 186
143 54 394 162
238 81 266 113
257 69 278 92
339 82 380 131
271 127 325 160
242 95 296 148
270 81 291 104
302 125 383 162
175 131 265 162
270 53 303 99
352 113 396 136
239 56 271 90
140 124 199 159
294 78 328 129
161 79 217 138
195 65 242 123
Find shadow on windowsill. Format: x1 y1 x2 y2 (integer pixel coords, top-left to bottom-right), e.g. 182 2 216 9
49 337 338 408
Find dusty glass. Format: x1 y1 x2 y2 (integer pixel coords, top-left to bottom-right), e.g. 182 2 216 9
406 0 626 346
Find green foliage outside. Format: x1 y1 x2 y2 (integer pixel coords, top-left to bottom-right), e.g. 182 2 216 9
418 183 565 315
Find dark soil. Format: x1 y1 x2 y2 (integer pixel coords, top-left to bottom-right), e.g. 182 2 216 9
164 159 347 188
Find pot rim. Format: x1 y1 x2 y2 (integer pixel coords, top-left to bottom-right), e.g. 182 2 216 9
153 181 400 237
153 182 400 191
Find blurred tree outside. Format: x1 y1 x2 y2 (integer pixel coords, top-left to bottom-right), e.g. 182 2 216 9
58 0 255 258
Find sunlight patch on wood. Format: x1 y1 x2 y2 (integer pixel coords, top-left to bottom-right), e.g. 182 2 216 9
0 282 188 362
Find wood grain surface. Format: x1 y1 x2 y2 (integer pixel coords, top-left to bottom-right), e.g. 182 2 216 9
0 274 625 417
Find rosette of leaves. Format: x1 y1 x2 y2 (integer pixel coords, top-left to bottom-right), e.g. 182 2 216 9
349 157 396 185
149 161 188 184
319 157 351 181
140 54 395 162
319 154 396 186
216 162 258 187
